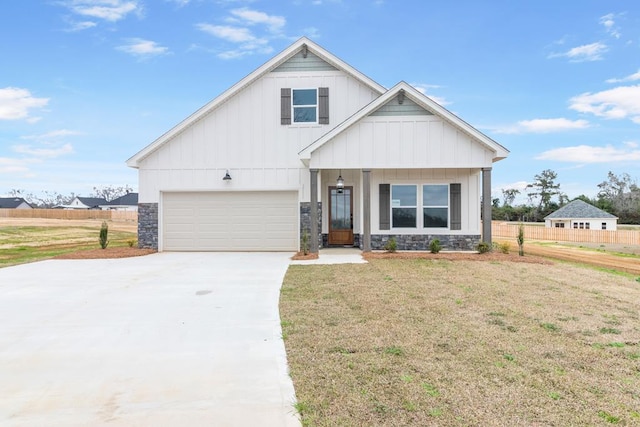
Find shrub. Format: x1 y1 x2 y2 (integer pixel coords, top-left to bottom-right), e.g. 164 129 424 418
99 221 109 249
127 239 136 248
494 241 510 254
429 239 442 254
476 241 491 254
384 237 397 253
517 223 525 256
301 230 310 255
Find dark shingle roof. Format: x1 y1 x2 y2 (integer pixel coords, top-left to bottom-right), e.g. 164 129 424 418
544 199 617 220
108 192 138 206
77 197 108 208
0 197 31 208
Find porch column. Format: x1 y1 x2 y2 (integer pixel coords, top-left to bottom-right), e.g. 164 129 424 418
362 169 371 252
310 168 319 253
482 167 492 244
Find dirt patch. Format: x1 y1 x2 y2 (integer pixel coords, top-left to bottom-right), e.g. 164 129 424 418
54 247 156 260
291 251 319 260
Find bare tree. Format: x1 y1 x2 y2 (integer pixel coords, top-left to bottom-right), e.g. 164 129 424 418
91 185 134 202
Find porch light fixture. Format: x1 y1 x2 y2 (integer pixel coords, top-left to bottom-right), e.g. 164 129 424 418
336 170 344 193
223 170 232 181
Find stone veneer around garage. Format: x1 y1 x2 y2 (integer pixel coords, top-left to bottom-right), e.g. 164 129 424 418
299 202 322 250
368 234 481 251
138 203 158 250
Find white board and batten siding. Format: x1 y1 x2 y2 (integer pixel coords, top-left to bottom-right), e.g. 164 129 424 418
162 191 299 251
309 115 495 170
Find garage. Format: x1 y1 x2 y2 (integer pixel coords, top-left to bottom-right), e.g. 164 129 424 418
162 191 299 251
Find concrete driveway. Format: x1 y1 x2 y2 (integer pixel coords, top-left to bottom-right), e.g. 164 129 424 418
0 252 300 427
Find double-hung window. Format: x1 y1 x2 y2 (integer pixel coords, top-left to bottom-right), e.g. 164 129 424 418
423 185 449 228
292 89 317 123
391 185 417 228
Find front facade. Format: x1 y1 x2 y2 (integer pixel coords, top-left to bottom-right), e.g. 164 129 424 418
127 38 508 252
545 199 618 231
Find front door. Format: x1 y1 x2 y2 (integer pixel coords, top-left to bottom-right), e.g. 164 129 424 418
328 186 354 245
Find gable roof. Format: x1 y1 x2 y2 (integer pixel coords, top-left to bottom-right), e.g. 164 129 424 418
126 37 386 168
108 192 138 206
544 199 618 220
299 81 509 162
0 197 32 209
76 197 108 208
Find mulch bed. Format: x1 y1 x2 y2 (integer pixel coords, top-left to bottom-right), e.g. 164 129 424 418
363 250 552 264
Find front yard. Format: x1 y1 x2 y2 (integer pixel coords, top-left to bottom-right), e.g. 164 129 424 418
281 258 640 426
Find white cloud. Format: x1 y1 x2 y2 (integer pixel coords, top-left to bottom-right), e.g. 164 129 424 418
0 87 49 121
197 8 287 59
21 129 82 141
64 20 97 32
600 13 621 39
12 143 75 159
410 83 450 106
0 157 31 174
197 24 256 43
229 8 285 33
606 69 640 84
117 38 170 58
493 118 590 134
548 42 608 62
61 0 142 22
569 85 640 123
167 0 190 6
536 144 640 163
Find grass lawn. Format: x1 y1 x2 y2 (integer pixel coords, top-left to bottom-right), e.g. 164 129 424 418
281 259 640 426
0 224 137 267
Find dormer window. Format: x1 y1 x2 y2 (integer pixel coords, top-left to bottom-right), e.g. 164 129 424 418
281 87 329 125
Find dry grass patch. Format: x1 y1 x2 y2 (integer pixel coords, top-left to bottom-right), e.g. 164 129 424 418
281 259 640 426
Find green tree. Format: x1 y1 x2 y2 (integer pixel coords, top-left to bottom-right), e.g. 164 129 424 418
526 169 563 221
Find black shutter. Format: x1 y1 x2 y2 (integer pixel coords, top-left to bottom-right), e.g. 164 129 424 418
450 183 461 230
281 88 291 125
379 184 390 230
318 87 329 124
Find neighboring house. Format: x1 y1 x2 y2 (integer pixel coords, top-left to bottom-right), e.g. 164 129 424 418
0 197 33 209
544 199 618 231
127 37 509 252
65 197 108 210
100 193 139 212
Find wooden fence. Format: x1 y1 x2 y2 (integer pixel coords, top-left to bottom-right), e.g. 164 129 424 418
492 221 640 245
0 209 137 222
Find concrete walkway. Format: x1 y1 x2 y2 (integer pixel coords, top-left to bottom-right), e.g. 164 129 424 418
0 253 300 427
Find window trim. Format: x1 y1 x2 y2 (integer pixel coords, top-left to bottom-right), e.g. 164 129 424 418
422 184 450 229
292 88 318 124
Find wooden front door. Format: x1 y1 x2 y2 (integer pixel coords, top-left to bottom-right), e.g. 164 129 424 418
328 186 354 245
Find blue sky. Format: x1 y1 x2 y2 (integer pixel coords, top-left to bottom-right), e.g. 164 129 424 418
1 0 639 203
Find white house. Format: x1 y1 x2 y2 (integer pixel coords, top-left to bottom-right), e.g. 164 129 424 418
127 38 509 252
64 197 108 210
99 193 139 212
544 199 618 231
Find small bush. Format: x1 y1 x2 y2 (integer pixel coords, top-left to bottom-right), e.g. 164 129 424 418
429 239 442 254
476 241 491 253
99 221 109 249
301 230 310 255
494 241 510 254
127 239 136 248
517 223 525 256
384 237 397 253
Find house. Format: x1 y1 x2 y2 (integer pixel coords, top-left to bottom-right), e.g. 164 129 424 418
544 199 618 231
0 197 32 209
65 197 108 210
100 193 139 212
127 38 509 252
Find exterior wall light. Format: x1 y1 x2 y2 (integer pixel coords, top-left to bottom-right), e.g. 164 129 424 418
223 170 232 181
336 170 344 193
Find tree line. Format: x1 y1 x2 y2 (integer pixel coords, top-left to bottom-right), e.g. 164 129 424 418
6 185 134 208
493 170 640 224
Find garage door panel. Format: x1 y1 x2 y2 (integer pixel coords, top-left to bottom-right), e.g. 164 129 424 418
163 191 298 251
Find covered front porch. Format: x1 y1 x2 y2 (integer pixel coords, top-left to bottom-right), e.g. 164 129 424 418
304 168 493 253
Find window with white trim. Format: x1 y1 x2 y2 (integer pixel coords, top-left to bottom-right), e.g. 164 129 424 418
423 185 449 228
292 89 317 123
602 222 607 230
391 185 417 228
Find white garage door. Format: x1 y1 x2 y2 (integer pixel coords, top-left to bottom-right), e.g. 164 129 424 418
162 191 298 251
